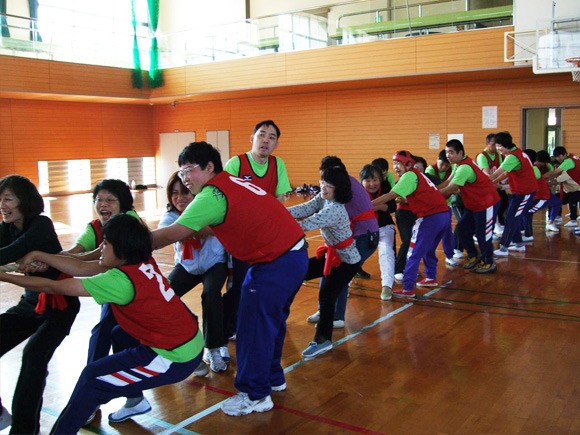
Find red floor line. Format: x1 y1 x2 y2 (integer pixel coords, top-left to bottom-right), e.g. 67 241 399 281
184 380 386 435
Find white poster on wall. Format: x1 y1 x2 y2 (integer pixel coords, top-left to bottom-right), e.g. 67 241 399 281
448 133 464 143
429 134 440 149
482 106 498 128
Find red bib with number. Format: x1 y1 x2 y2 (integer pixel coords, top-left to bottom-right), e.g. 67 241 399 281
457 157 500 212
113 258 199 350
405 169 449 218
237 153 279 196
206 172 304 265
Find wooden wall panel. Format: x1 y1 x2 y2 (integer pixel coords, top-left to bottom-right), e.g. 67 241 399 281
562 107 580 151
0 57 51 92
1 99 153 184
0 100 16 176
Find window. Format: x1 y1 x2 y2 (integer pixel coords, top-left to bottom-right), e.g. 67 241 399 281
107 158 129 182
68 159 91 192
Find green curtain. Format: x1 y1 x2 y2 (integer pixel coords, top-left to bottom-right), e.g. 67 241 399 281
28 0 42 41
1 0 10 38
131 0 144 88
147 0 163 88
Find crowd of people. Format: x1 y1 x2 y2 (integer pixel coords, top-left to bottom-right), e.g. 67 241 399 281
1 121 579 432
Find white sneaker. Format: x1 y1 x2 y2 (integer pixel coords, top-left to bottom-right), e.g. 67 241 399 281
493 248 508 256
222 393 273 416
219 346 230 363
445 257 459 266
271 382 287 392
0 406 12 431
508 244 526 252
307 311 320 323
381 286 392 301
564 220 578 228
494 223 504 235
522 235 534 242
204 348 227 373
554 216 563 223
453 249 465 259
394 273 404 282
108 397 151 423
193 360 209 377
546 223 559 232
84 408 98 426
333 319 345 328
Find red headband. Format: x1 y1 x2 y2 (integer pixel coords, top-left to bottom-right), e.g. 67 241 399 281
393 151 415 167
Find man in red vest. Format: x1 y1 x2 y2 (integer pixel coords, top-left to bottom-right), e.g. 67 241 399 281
152 142 308 417
489 132 538 256
544 146 580 228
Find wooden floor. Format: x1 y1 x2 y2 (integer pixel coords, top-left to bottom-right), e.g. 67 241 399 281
2 189 580 434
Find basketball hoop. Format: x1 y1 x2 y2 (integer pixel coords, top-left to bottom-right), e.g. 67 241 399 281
565 57 580 82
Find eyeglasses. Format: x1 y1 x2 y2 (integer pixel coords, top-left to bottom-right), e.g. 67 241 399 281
94 197 119 205
178 164 200 179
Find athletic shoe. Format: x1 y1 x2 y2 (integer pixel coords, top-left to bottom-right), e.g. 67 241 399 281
271 382 287 392
472 263 497 274
445 257 459 266
394 273 404 282
508 244 525 252
302 340 333 359
0 406 12 431
522 235 534 242
463 256 481 269
228 333 237 341
453 249 465 259
566 213 571 218
204 348 227 373
307 311 320 323
84 409 98 426
493 247 509 256
219 346 230 363
109 397 151 423
381 286 392 301
392 288 415 298
417 278 438 287
333 320 345 328
574 228 580 235
494 222 504 235
193 360 209 377
546 223 559 232
355 269 371 279
564 220 578 228
222 393 273 416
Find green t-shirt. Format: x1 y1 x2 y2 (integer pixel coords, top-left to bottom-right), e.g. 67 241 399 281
499 153 521 172
176 184 227 231
391 171 419 198
559 156 577 172
76 210 140 251
449 160 477 187
224 153 291 196
82 269 203 362
476 150 503 169
533 166 542 180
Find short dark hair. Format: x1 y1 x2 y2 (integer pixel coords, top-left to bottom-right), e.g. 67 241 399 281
413 156 428 171
321 166 352 204
524 149 537 163
320 156 346 172
254 120 281 139
0 175 44 219
178 141 223 173
494 132 514 149
437 150 450 164
93 179 134 213
371 158 389 172
359 164 384 183
102 214 152 265
536 150 551 163
166 172 191 212
553 146 567 157
486 133 496 143
446 139 464 154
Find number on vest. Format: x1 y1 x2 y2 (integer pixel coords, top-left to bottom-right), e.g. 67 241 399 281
139 263 175 302
419 172 438 190
229 176 267 196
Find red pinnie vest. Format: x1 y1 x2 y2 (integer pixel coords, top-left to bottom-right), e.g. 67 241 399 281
206 172 304 265
428 164 452 181
113 259 199 350
89 219 103 246
476 150 502 174
405 169 449 218
456 157 500 212
505 148 538 195
237 154 278 196
562 154 580 185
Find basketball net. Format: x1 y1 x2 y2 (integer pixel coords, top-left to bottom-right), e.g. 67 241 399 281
566 57 580 82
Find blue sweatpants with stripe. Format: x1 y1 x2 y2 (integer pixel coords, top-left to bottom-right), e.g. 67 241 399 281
234 248 309 400
500 193 534 247
457 202 499 265
523 194 562 237
403 211 449 291
51 340 202 433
